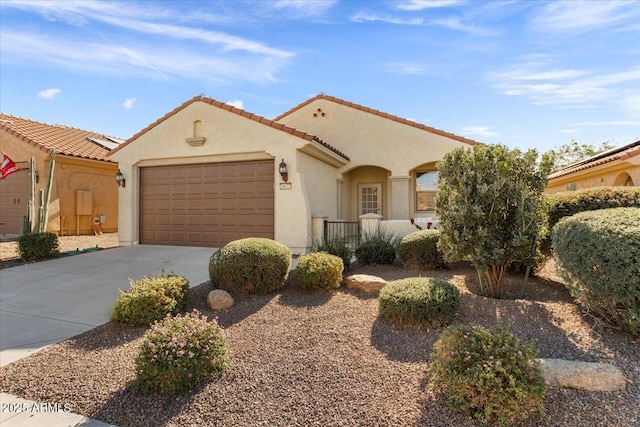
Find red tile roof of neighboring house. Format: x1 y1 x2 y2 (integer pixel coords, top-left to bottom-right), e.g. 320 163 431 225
274 94 482 146
110 95 350 161
548 139 640 180
0 114 118 162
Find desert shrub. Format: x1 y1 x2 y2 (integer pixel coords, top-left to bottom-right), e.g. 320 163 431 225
112 275 189 326
378 277 459 327
135 310 228 395
397 230 445 270
552 207 640 334
430 325 546 426
313 238 353 270
436 144 552 298
17 232 59 261
354 228 399 265
209 238 291 294
541 187 640 255
295 252 344 291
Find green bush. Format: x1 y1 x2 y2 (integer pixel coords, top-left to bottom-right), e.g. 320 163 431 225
552 207 640 334
354 228 399 265
17 232 59 261
436 144 552 298
112 275 190 326
397 230 445 270
295 252 343 291
209 238 292 294
430 325 547 426
313 238 353 270
378 277 459 327
542 187 640 254
135 310 228 395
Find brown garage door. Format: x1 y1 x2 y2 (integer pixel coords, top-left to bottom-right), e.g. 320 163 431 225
0 169 29 235
140 160 274 247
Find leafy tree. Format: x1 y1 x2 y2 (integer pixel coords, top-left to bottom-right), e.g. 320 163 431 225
436 144 553 299
546 140 614 172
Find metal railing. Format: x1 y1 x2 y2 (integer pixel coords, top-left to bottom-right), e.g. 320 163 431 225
323 220 361 246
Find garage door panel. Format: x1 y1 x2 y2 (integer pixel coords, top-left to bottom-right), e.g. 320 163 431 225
140 160 274 247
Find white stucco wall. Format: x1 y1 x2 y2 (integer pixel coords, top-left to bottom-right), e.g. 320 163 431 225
278 98 476 219
110 100 337 252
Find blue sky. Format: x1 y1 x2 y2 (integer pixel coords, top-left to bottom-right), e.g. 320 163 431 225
1 0 639 153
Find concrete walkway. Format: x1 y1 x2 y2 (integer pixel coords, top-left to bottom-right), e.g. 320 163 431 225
0 245 215 426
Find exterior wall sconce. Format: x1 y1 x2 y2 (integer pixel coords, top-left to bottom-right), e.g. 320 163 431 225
115 169 126 188
279 159 288 182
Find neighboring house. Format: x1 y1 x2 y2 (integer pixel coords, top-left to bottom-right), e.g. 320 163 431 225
546 139 640 194
0 114 120 235
109 94 480 252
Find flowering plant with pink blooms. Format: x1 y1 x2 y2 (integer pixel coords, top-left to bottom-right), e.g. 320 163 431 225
135 309 228 395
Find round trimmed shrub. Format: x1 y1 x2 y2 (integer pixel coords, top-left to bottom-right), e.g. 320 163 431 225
429 325 547 426
378 277 459 326
295 252 344 291
17 232 59 261
135 310 228 395
397 230 445 270
553 207 640 334
313 239 353 270
112 275 189 326
209 238 292 294
354 229 398 265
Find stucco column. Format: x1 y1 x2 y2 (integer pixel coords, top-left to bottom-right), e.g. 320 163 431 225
360 213 382 236
336 178 345 219
389 175 411 220
311 215 328 244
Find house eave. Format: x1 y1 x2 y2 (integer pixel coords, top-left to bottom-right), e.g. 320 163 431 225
298 142 349 168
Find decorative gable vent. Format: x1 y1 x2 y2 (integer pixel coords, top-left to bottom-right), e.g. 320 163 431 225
186 120 206 146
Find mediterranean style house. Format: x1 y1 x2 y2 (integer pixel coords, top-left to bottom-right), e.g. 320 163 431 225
0 114 120 235
546 139 640 194
109 94 480 253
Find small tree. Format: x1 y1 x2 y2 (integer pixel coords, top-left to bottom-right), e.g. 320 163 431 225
545 140 613 172
436 144 552 298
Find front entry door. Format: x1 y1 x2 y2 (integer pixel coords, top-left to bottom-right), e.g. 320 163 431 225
359 183 382 216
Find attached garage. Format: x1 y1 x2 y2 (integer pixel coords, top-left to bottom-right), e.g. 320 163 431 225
139 160 274 247
0 169 28 235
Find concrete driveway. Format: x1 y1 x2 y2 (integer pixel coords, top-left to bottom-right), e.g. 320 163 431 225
0 245 215 367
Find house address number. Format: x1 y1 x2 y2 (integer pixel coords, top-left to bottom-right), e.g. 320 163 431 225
279 183 292 190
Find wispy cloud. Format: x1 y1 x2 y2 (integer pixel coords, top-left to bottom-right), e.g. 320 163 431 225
351 12 423 25
0 1 293 84
460 126 497 137
431 16 500 36
225 99 244 109
383 62 429 75
396 0 466 11
270 0 338 17
38 88 61 100
532 0 640 33
490 59 640 116
122 97 136 109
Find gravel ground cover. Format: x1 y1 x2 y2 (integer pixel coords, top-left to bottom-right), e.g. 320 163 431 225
0 233 120 269
1 255 638 427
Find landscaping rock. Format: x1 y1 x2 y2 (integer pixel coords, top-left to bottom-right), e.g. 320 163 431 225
344 274 387 293
207 289 235 310
537 358 626 392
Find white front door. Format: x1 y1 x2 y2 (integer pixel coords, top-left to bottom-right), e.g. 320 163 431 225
359 183 382 216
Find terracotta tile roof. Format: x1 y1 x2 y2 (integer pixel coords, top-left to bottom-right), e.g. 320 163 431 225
274 94 482 146
0 114 117 162
548 139 640 180
111 95 350 161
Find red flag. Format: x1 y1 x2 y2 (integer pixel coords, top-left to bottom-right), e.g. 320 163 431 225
1 151 20 179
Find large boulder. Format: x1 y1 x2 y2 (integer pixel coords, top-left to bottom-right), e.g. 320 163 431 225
207 289 235 310
344 274 387 294
537 358 626 392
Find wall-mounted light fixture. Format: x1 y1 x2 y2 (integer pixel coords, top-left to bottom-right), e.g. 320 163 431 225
115 169 126 188
278 159 288 182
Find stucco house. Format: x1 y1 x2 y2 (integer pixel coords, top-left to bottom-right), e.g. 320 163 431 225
109 94 480 253
546 139 640 194
0 114 120 235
